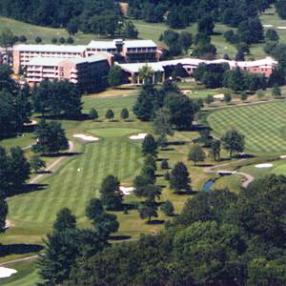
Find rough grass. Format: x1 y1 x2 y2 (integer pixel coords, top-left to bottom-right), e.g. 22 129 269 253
208 101 286 155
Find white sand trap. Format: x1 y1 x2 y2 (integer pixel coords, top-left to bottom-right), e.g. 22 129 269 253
280 155 286 159
214 94 225 100
0 267 17 279
129 133 147 140
120 186 135 195
73 134 99 142
23 120 37 126
263 24 273 28
255 163 273 168
277 26 286 30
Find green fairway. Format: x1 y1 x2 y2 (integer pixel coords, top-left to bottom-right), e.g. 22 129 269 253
6 128 143 241
208 101 286 155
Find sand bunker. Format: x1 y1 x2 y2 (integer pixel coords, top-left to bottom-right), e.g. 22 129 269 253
129 133 147 140
263 24 273 28
214 94 225 100
277 26 286 30
23 120 37 126
280 155 286 159
255 163 273 168
120 186 135 195
73 134 99 142
0 267 17 279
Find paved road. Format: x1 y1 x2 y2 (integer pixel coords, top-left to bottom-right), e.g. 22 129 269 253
204 159 254 188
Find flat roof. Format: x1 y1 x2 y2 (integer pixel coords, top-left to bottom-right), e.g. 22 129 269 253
87 39 157 49
118 62 164 73
14 44 86 53
27 54 109 66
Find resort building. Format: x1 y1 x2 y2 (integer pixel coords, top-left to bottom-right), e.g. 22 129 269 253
86 39 159 62
26 54 110 92
13 39 159 74
118 57 278 84
13 44 87 74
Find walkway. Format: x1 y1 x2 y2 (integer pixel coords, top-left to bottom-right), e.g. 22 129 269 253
204 159 255 188
29 141 75 184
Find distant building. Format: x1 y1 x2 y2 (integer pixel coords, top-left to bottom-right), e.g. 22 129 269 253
13 44 87 74
26 55 110 93
86 39 159 62
118 57 278 84
13 39 159 74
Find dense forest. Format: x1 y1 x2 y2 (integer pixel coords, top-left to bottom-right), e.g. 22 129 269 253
128 0 275 28
0 0 137 37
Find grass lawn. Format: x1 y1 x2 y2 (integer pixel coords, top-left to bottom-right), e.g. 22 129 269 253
207 101 286 155
0 260 38 286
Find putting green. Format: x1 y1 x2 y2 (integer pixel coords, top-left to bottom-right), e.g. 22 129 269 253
208 101 286 155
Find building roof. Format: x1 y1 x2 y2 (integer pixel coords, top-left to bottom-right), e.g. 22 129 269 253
27 54 109 67
87 39 157 50
14 44 86 53
124 40 157 48
118 62 164 73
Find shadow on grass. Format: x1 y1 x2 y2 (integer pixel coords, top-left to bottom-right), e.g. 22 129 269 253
147 220 165 225
8 184 48 197
109 235 132 241
0 244 43 257
42 151 82 158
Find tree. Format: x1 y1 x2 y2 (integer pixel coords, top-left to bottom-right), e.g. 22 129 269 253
240 91 248 101
35 36 42 43
123 21 138 38
33 80 82 118
224 93 232 103
180 32 193 54
272 84 281 97
99 175 122 210
142 134 157 156
33 120 69 155
164 92 198 130
211 140 221 161
188 144 206 165
39 229 80 285
221 129 245 158
256 89 265 99
53 208 76 232
86 198 104 222
205 95 214 105
265 28 279 42
105 109 114 120
0 193 8 233
139 65 154 85
86 198 119 238
120 108 129 120
89 108 98 120
138 201 158 223
30 155 46 173
59 37 66 44
153 107 173 147
0 29 16 49
160 200 174 216
170 162 191 193
161 159 169 170
198 16 214 35
108 66 123 87
66 36 74 44
9 147 30 189
66 21 78 35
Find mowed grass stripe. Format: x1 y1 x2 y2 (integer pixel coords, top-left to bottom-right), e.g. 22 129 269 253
8 134 143 226
208 101 286 154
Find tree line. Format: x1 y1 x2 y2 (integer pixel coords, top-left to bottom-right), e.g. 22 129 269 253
0 0 138 38
128 0 273 29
